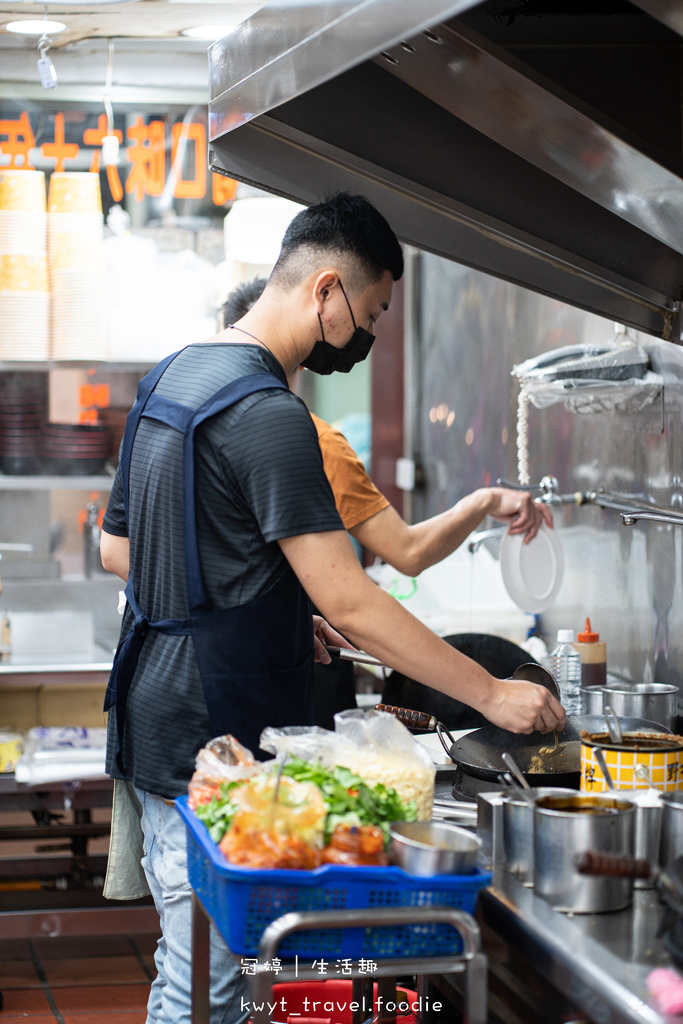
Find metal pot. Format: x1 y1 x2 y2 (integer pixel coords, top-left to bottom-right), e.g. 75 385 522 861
388 820 482 875
503 786 575 886
581 731 682 794
533 794 636 913
601 682 678 731
581 685 605 715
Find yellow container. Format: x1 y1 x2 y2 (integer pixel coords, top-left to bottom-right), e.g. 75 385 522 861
0 253 49 292
48 172 102 214
0 732 23 773
0 170 46 213
581 732 683 793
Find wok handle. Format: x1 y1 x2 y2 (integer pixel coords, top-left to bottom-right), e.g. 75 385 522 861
574 850 652 879
436 720 456 756
374 703 438 732
324 645 385 667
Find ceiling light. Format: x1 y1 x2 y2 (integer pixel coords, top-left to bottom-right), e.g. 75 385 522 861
181 24 237 41
5 19 66 34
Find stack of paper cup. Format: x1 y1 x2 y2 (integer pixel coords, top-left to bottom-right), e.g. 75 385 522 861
0 170 50 361
48 172 106 360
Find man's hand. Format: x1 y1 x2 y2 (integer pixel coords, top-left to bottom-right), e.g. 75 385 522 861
484 679 566 734
312 615 356 664
486 488 553 544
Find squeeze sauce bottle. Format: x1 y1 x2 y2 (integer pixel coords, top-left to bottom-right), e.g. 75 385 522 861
574 618 607 689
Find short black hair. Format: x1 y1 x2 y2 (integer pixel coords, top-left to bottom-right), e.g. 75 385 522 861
221 277 268 327
271 192 403 291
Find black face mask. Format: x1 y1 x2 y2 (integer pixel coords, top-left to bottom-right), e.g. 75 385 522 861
302 281 376 375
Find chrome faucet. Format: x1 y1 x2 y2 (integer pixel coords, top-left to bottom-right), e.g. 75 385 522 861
496 475 586 507
621 510 683 528
467 526 507 554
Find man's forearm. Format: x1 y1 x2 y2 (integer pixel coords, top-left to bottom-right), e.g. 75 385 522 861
280 528 563 734
323 573 497 712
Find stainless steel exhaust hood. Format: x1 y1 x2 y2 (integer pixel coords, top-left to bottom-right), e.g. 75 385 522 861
209 0 683 340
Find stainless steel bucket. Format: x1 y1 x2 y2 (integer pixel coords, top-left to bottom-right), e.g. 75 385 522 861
601 683 678 732
534 794 636 912
661 792 683 867
503 787 575 886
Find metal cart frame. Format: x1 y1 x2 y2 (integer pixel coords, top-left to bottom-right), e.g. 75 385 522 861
191 893 487 1024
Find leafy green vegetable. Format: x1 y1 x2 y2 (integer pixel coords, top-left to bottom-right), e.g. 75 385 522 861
193 758 417 847
281 756 416 844
193 781 243 843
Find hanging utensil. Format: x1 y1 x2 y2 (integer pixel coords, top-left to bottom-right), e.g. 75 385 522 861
604 704 624 744
593 746 615 790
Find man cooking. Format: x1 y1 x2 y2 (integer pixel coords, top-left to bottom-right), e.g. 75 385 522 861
222 276 554 727
100 191 564 1024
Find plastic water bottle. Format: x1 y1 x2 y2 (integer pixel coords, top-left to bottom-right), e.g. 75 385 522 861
549 629 582 715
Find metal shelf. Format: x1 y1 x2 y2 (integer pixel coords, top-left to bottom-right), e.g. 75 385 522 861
0 475 115 490
0 361 153 373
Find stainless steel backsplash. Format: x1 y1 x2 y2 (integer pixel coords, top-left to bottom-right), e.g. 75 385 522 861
412 251 683 687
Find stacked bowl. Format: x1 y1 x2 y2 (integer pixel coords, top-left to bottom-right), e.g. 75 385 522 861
40 423 111 476
0 375 48 474
0 170 50 360
48 173 106 360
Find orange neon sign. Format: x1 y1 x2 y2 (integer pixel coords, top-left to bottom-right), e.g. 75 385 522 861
0 110 236 206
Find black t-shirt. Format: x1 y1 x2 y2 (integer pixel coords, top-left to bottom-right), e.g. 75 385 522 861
102 342 342 797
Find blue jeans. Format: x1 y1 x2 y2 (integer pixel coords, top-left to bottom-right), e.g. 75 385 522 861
135 787 249 1024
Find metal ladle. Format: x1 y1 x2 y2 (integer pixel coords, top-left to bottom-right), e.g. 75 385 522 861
512 664 566 757
604 704 623 745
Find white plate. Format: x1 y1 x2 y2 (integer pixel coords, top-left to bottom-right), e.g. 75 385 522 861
500 520 564 613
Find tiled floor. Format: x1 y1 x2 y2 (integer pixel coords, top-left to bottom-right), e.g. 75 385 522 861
0 933 159 1022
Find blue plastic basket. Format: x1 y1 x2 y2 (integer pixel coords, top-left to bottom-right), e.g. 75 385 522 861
177 796 491 960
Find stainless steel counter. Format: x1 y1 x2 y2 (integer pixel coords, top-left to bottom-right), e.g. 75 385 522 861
474 867 671 1024
0 649 114 675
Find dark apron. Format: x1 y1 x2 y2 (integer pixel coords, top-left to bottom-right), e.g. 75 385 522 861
104 350 315 772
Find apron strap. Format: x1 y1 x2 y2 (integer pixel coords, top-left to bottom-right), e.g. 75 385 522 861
182 373 287 611
121 348 185 524
105 577 191 773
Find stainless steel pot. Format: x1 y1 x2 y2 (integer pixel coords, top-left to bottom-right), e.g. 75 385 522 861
533 794 636 912
503 786 575 886
388 820 482 875
601 682 678 731
581 685 605 715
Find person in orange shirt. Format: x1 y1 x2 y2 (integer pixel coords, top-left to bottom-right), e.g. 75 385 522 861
221 279 551 724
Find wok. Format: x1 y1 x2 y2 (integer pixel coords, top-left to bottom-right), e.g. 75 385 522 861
444 714 671 787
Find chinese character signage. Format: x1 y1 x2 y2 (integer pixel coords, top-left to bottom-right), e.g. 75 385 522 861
0 107 237 210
